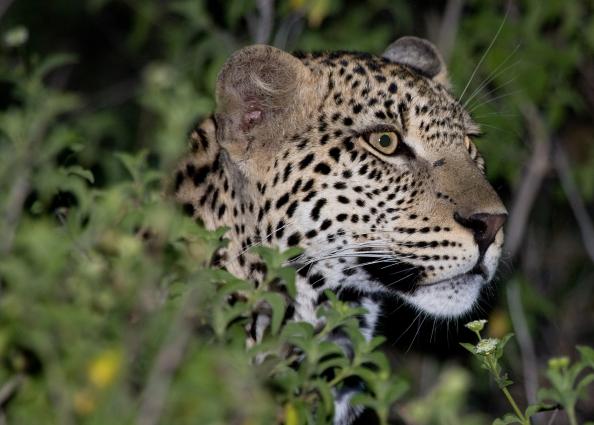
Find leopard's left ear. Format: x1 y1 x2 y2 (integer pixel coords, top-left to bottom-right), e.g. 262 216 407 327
215 45 317 161
382 36 450 87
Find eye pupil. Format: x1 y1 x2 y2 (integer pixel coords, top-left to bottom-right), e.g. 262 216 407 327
379 134 391 147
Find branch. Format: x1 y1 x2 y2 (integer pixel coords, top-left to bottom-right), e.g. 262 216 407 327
506 281 539 410
504 104 551 423
436 0 464 63
273 12 305 50
0 0 14 20
0 374 23 408
254 0 275 44
135 288 200 425
504 104 552 258
553 144 594 262
0 173 31 256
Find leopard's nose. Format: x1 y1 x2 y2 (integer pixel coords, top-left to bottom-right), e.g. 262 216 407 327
454 212 507 256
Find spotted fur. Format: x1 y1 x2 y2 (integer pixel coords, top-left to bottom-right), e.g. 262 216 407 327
174 39 506 425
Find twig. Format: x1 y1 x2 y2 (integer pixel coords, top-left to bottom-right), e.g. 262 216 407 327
553 144 594 263
78 78 139 114
436 0 464 63
504 104 551 424
273 12 305 50
507 280 539 410
505 104 551 258
0 0 15 20
0 374 23 408
135 288 200 425
254 0 274 44
0 173 30 256
546 409 559 425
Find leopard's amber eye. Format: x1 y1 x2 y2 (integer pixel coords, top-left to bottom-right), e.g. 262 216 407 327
368 132 399 155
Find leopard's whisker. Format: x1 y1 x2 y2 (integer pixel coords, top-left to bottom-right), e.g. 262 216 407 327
459 8 509 102
463 45 520 108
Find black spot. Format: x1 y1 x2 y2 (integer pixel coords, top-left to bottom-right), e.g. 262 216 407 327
275 220 285 239
287 232 301 246
276 193 290 209
308 273 326 288
329 147 341 162
283 163 292 182
320 219 332 230
299 153 315 169
353 65 366 75
388 82 397 94
197 128 209 149
314 162 331 175
185 163 196 178
192 165 210 186
337 195 350 204
291 179 302 194
311 199 327 221
174 171 184 192
217 204 226 219
303 190 317 202
182 203 194 216
286 200 299 217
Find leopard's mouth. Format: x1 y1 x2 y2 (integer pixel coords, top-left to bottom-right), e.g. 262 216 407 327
397 272 485 318
419 261 488 288
357 252 489 318
357 253 489 293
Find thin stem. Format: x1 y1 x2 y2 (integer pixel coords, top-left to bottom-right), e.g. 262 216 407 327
501 387 528 424
566 405 578 425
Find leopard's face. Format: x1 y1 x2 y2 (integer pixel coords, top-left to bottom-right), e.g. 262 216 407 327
177 39 506 322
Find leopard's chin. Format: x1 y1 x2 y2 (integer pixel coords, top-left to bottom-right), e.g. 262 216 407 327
397 273 485 318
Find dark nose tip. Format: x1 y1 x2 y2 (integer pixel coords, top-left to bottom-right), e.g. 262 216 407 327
454 212 507 256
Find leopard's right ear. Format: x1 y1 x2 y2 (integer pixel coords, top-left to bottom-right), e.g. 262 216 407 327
383 36 450 87
215 45 315 158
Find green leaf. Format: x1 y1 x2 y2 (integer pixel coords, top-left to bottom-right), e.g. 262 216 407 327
277 267 297 298
459 342 477 354
33 53 78 80
493 413 523 425
576 372 594 396
259 292 286 335
62 165 95 184
525 403 547 417
495 333 515 360
577 345 594 369
312 379 335 417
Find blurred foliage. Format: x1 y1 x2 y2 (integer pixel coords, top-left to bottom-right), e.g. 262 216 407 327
0 0 593 424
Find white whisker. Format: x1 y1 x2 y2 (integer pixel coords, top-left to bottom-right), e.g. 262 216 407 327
459 8 509 102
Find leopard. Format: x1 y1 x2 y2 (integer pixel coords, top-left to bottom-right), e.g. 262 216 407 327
174 36 507 425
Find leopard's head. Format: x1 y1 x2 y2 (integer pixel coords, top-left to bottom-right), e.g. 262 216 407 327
177 37 506 320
